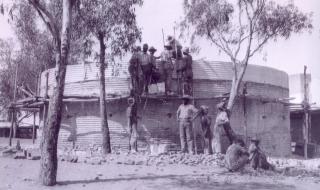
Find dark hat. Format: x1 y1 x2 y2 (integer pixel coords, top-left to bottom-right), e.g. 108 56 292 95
167 35 174 42
183 47 190 54
128 97 135 104
148 46 157 52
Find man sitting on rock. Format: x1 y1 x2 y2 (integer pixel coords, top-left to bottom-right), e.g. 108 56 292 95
249 137 275 170
225 138 249 172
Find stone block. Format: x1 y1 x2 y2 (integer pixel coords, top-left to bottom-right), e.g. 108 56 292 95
14 151 26 159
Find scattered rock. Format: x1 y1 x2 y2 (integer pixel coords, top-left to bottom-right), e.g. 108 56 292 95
14 152 26 159
26 149 41 160
1 148 17 157
23 178 32 181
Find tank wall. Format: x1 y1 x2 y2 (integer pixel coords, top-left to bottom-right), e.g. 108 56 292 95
52 96 290 157
192 80 289 99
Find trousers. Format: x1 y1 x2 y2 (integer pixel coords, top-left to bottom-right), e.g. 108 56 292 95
213 124 223 153
128 117 138 151
179 120 194 153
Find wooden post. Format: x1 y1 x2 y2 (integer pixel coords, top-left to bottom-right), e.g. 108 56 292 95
9 64 18 146
9 110 14 146
32 112 36 144
243 83 248 145
45 71 49 98
303 65 310 159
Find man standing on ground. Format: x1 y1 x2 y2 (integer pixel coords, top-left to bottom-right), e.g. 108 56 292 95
140 44 152 95
176 95 199 154
160 44 174 96
127 91 138 152
213 98 236 153
199 105 213 154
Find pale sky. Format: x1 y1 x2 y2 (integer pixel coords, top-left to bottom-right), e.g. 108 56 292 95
1 0 319 80
136 0 320 78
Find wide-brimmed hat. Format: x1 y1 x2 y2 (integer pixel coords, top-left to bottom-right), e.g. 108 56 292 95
250 137 260 142
143 43 148 49
148 46 157 52
132 45 139 51
182 94 192 100
216 101 227 110
200 105 209 112
128 97 135 104
183 47 190 54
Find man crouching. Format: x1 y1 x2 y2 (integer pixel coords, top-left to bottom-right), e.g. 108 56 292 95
249 137 275 171
225 138 249 172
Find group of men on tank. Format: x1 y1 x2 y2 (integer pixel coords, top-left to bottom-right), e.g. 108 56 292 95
128 36 193 97
127 36 274 172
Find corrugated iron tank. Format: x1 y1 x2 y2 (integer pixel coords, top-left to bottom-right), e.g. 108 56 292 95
38 60 291 156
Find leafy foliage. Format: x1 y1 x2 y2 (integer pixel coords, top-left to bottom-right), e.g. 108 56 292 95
78 0 143 62
180 0 312 110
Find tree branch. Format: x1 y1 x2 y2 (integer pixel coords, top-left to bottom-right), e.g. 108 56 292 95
234 1 244 59
206 27 234 59
27 0 60 42
249 34 271 57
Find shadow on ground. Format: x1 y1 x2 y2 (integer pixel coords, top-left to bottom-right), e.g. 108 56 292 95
58 174 295 190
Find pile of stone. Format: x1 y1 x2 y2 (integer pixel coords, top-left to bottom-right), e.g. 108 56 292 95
99 152 226 167
1 146 40 160
145 152 225 167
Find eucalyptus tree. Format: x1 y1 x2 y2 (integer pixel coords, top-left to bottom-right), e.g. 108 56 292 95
180 0 312 141
78 0 142 154
25 0 77 185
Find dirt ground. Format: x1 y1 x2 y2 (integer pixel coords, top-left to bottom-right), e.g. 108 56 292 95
1 138 320 190
1 156 320 190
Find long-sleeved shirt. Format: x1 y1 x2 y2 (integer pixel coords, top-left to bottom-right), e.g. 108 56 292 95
140 52 151 66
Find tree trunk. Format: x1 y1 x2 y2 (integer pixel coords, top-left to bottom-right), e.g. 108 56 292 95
39 0 73 186
227 64 247 112
98 32 111 154
224 63 248 143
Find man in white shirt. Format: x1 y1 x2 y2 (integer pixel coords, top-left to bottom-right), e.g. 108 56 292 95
140 44 152 94
176 95 199 153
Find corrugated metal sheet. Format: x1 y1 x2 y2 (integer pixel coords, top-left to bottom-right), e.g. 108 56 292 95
40 61 288 97
192 60 288 89
40 62 130 97
56 95 290 156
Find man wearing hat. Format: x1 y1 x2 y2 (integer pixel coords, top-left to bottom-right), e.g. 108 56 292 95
160 44 174 95
129 45 143 95
248 137 274 170
182 47 193 95
167 35 182 51
176 95 199 153
140 43 152 94
149 46 158 70
127 90 139 152
199 105 213 154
